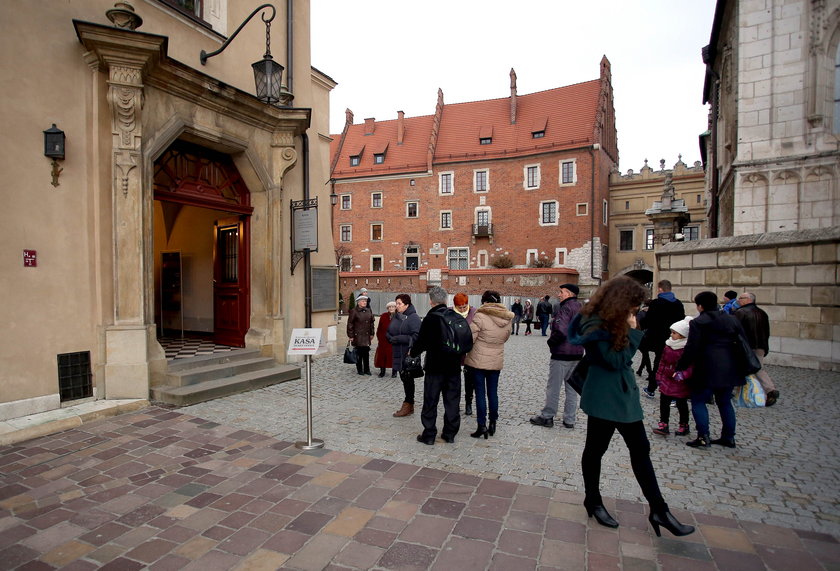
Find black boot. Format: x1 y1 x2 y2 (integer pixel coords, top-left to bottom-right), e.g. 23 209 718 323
378 368 386 377
649 510 695 537
585 504 619 528
464 402 472 416
686 435 710 448
488 421 496 436
470 425 488 439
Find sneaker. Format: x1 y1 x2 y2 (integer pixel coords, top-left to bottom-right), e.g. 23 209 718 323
675 423 690 436
642 388 656 399
529 416 554 428
652 422 669 436
686 435 711 448
765 390 779 407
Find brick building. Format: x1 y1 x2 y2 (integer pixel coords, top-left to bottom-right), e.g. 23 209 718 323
330 58 619 300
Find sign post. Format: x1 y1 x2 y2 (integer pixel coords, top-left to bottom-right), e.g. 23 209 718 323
289 328 325 450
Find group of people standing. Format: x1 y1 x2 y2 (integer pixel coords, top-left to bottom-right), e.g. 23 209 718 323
509 295 554 336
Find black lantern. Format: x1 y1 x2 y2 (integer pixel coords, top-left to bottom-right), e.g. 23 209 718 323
252 54 284 105
44 124 65 160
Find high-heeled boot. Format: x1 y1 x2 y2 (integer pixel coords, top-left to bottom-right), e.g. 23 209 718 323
584 504 619 528
470 425 488 439
378 368 386 377
648 510 695 537
488 421 496 436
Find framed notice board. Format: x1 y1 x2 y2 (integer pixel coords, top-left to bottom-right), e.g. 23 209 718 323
311 266 338 312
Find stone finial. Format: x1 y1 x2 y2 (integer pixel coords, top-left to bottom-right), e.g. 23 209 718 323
660 159 666 171
106 1 143 30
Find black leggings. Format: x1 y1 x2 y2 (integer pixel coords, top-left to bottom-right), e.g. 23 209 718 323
659 394 689 426
400 372 415 404
355 346 370 374
582 416 667 513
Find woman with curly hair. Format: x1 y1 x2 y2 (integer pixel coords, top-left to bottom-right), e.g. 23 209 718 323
568 276 694 537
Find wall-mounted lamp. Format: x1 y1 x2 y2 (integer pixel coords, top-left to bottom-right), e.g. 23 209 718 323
329 191 338 206
44 124 65 187
200 3 289 106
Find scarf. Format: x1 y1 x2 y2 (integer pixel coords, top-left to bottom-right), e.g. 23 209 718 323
665 336 687 350
453 305 470 318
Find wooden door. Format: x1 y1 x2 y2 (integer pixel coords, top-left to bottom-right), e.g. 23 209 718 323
213 216 249 347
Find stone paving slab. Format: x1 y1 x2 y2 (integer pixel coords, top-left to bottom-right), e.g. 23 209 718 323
1 406 838 570
185 333 840 537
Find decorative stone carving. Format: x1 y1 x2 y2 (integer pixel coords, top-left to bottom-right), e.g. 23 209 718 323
271 130 298 180
114 151 138 197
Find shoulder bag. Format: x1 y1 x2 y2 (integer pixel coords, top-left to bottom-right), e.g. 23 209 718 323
343 341 357 364
567 357 589 395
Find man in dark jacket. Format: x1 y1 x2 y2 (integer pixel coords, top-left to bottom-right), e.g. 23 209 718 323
411 286 462 444
530 284 584 429
735 292 779 406
640 280 685 398
537 295 553 336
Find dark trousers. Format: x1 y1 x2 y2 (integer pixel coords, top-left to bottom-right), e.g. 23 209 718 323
582 416 667 513
355 346 371 374
524 320 532 334
659 394 689 426
646 347 665 392
420 372 461 440
539 314 550 336
400 372 415 404
463 366 475 408
637 350 653 377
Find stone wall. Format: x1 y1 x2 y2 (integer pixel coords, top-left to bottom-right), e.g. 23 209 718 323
657 228 840 371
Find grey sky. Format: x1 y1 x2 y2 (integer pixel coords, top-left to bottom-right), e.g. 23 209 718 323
311 1 717 173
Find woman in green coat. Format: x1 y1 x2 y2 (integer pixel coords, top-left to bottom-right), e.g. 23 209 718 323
568 276 694 538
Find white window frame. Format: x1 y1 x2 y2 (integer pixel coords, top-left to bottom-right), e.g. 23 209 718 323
474 169 489 193
406 201 419 218
370 255 383 272
603 199 609 226
440 210 453 230
526 249 539 266
475 208 491 227
539 201 558 226
619 228 635 252
370 223 383 242
371 192 383 208
555 248 567 266
644 228 655 250
560 159 577 186
477 250 488 268
439 171 454 195
339 255 352 272
339 224 352 242
350 155 361 166
374 153 385 164
447 247 469 270
576 202 588 216
524 164 541 189
405 246 420 271
340 194 352 210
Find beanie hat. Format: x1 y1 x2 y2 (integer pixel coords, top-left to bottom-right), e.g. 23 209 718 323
724 290 738 301
670 316 693 338
559 283 579 296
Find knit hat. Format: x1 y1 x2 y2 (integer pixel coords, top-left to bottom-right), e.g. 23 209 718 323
356 295 369 303
559 283 579 296
670 316 693 338
724 290 738 301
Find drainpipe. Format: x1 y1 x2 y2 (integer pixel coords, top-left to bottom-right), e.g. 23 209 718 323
286 0 293 95
302 132 311 327
589 143 601 284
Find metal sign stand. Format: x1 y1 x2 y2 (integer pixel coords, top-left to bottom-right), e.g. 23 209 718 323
295 354 323 450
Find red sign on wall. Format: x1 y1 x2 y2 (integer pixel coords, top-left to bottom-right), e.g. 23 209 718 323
23 250 37 267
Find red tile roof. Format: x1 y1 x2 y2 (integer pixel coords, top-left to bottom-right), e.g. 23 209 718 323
331 78 602 177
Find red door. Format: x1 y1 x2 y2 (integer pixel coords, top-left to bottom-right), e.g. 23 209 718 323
214 216 249 347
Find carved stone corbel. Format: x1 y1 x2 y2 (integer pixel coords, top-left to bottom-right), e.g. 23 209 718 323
272 130 298 182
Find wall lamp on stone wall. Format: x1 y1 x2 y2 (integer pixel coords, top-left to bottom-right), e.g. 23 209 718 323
43 124 65 188
199 3 289 106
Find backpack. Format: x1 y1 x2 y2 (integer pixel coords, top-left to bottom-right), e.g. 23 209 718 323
440 308 474 355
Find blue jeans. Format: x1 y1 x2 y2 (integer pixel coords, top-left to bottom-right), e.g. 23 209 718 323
539 314 550 336
691 387 736 440
472 369 500 427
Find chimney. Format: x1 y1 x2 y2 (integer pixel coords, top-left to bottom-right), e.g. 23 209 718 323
364 117 375 135
397 111 405 144
345 108 354 126
510 68 517 124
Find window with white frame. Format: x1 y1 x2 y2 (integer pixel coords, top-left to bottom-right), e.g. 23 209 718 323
619 229 634 251
476 209 490 227
474 169 488 192
340 256 352 272
405 246 419 270
560 159 577 185
603 199 608 225
526 249 539 266
340 194 351 210
371 256 383 271
555 248 567 266
477 250 488 268
440 211 452 229
371 192 382 208
448 248 469 270
644 228 655 250
371 223 383 241
339 225 352 242
540 201 558 225
406 201 418 218
525 164 540 189
439 172 454 195
576 203 588 216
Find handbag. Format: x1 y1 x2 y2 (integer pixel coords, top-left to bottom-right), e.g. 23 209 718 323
732 374 766 408
567 357 589 395
401 355 425 379
735 333 762 375
343 342 357 364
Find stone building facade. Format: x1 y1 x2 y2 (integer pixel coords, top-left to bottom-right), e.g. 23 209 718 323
330 59 619 302
0 1 338 420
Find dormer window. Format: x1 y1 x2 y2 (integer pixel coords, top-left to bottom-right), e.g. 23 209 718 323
374 153 385 164
532 130 545 139
350 155 360 166
531 117 548 140
479 137 492 145
478 126 493 146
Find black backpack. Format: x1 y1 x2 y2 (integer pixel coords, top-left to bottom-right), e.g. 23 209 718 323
440 308 474 355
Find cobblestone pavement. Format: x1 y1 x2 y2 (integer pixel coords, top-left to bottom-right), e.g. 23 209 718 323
185 332 840 537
